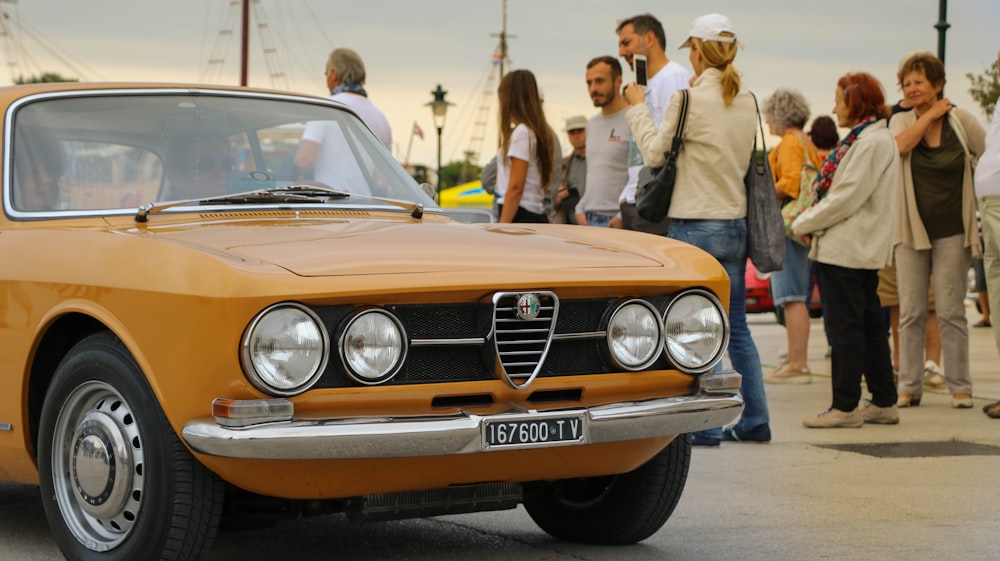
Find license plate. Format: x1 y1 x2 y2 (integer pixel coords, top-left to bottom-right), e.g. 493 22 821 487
483 416 584 449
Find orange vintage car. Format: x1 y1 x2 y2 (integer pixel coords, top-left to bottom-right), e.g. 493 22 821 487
0 82 742 561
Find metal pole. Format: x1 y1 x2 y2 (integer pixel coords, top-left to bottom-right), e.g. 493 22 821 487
240 0 249 86
436 126 443 193
935 0 950 64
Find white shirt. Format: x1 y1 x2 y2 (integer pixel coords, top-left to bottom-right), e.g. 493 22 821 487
329 92 392 150
975 106 1000 198
301 92 393 196
621 60 693 204
496 124 545 214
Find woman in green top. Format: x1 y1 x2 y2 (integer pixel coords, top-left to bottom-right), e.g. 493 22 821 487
890 52 985 409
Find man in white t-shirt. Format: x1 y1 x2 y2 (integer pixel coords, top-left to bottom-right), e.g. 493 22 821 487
294 48 393 195
616 13 692 235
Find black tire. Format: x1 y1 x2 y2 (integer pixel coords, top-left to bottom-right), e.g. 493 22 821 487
522 434 691 545
37 332 224 561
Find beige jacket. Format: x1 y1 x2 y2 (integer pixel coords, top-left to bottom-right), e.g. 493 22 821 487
791 121 900 269
625 68 756 220
889 107 986 258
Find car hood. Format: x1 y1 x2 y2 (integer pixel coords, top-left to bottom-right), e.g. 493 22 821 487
134 217 679 277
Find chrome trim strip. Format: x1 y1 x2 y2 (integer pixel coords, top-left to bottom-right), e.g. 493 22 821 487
552 331 605 340
181 370 743 460
410 337 486 347
0 422 11 432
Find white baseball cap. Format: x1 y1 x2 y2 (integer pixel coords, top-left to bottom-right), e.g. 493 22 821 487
679 13 737 49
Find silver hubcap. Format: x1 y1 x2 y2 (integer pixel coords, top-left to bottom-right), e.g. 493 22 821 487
52 381 145 552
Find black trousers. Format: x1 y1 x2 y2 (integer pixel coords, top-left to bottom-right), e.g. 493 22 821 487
496 204 549 223
817 262 897 411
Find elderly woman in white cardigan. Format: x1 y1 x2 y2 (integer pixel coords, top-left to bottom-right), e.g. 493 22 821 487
791 72 900 428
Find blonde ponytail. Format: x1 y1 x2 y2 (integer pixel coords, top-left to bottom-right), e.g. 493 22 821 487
692 35 741 106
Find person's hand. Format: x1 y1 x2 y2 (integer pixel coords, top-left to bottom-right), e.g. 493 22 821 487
555 185 570 204
928 97 954 120
609 216 623 229
623 82 645 106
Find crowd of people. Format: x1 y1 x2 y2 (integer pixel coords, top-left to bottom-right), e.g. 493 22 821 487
289 15 1000 440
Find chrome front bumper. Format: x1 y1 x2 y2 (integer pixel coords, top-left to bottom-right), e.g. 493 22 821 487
182 370 743 460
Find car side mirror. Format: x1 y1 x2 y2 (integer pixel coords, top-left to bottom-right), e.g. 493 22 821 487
420 183 437 203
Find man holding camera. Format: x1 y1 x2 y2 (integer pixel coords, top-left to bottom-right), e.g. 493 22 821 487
615 13 692 234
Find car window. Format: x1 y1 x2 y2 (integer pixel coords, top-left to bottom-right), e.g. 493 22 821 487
6 92 433 216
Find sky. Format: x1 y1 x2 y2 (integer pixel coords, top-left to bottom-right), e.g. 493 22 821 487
3 0 998 171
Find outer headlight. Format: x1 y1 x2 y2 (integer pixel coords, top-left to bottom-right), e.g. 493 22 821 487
606 299 663 371
663 290 729 373
339 309 406 385
242 303 329 396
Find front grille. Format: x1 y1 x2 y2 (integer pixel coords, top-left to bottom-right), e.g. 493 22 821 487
492 292 558 388
310 294 664 388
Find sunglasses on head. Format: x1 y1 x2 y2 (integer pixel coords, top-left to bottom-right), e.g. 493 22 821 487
196 156 234 173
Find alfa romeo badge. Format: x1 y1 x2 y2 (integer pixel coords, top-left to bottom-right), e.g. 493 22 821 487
515 293 541 320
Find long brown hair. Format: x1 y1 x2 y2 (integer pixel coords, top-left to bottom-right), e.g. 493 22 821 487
497 69 554 187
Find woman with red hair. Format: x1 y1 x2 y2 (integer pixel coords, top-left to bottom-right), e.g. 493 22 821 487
791 72 901 428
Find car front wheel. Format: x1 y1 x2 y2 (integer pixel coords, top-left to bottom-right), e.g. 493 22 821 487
522 434 691 545
37 332 224 561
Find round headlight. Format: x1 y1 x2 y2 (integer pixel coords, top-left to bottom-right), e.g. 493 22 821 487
339 309 406 384
242 303 329 396
607 299 663 371
663 290 728 373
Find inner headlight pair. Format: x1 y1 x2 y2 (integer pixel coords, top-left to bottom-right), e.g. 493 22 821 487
607 291 728 373
242 304 404 396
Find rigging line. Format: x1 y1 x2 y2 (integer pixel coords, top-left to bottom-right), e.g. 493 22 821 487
250 0 289 90
271 0 325 94
200 0 241 84
443 61 494 164
14 19 105 81
0 12 19 83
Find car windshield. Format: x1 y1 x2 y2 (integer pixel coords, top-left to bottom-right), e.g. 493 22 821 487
6 90 435 216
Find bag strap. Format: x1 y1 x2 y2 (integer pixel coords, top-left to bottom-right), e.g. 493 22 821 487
749 91 767 163
666 90 689 158
795 133 817 171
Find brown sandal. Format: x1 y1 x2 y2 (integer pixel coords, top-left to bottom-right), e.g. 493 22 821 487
983 401 1000 418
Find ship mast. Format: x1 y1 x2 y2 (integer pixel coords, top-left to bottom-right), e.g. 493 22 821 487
240 0 249 86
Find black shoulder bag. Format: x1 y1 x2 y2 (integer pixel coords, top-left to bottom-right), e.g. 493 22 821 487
636 90 689 223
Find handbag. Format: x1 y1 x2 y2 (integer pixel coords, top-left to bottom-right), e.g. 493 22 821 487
744 93 785 273
779 135 819 246
636 90 689 223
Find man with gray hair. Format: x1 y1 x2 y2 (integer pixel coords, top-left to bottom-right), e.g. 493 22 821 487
295 48 393 186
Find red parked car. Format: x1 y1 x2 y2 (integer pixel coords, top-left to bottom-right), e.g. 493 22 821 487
745 260 822 320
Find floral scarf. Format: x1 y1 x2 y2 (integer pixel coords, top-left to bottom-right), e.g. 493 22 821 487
813 114 881 201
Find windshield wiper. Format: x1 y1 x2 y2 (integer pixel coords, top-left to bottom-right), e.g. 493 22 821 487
134 185 350 222
134 184 426 222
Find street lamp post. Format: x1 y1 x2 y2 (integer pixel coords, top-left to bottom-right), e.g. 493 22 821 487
425 84 452 194
935 0 950 63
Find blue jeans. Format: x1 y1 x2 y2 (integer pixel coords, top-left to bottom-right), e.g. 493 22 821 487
585 211 614 228
668 219 771 440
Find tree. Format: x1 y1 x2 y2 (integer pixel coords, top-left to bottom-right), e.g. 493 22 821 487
439 160 481 190
966 59 1000 118
14 72 78 84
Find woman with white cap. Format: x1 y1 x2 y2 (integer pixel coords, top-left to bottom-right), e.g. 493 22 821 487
624 13 770 446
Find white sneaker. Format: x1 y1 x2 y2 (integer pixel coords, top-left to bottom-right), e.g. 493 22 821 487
803 408 864 428
923 360 945 389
